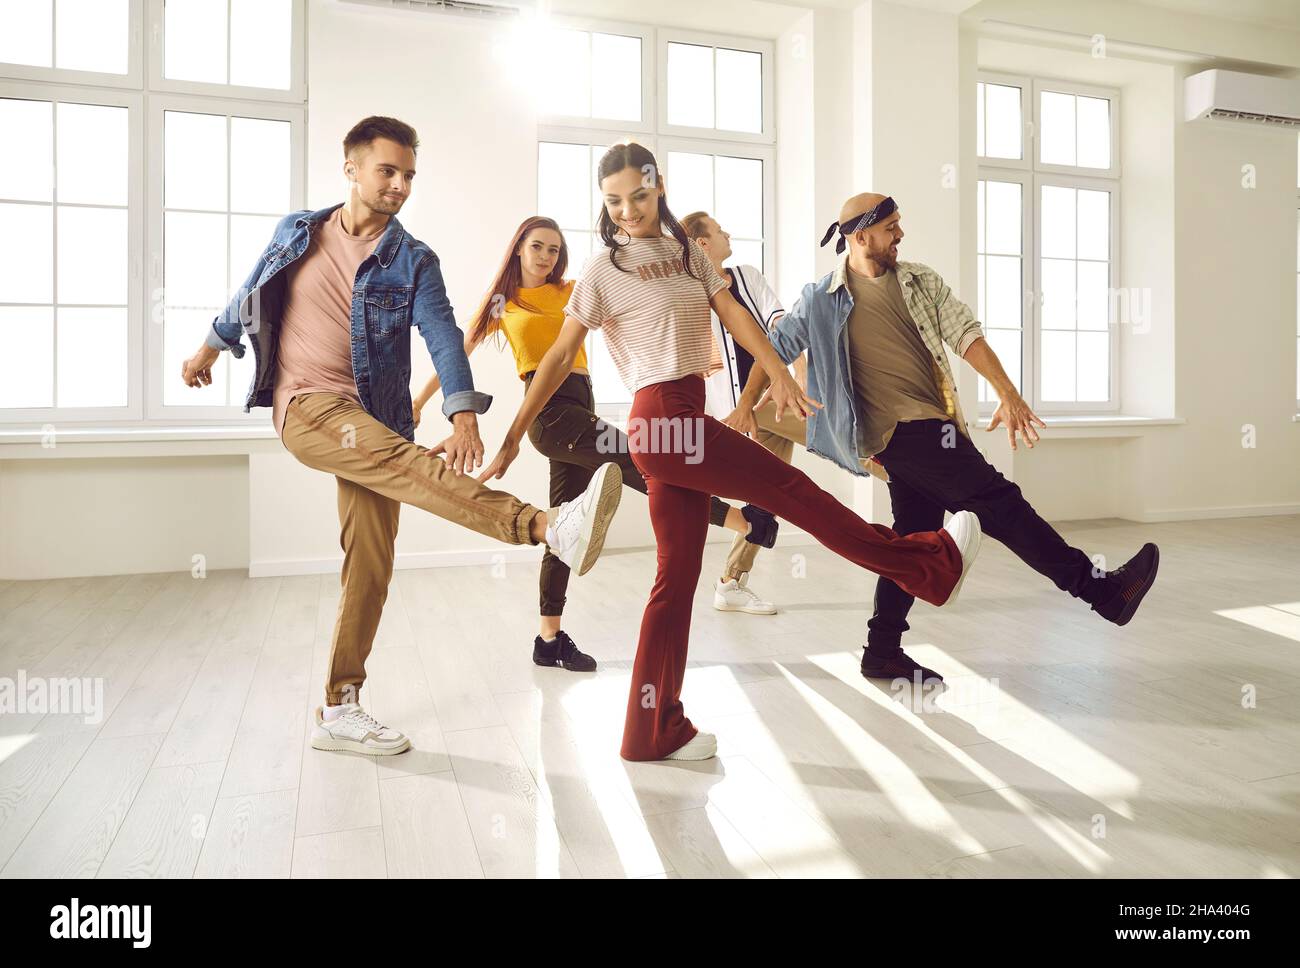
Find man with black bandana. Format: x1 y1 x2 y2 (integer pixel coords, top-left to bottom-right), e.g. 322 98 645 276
732 192 1160 683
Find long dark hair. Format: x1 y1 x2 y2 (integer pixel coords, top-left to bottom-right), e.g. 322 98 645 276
595 142 697 281
467 216 569 348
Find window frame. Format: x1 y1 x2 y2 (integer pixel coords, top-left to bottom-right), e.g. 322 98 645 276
975 166 1032 409
0 0 145 89
977 70 1121 416
1029 171 1121 415
1030 77 1121 180
0 79 145 424
656 27 775 146
534 16 655 136
976 71 1030 172
145 92 306 423
145 0 307 105
0 0 306 432
657 135 775 276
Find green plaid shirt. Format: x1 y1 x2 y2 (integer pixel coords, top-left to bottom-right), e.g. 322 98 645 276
827 255 984 446
769 254 985 482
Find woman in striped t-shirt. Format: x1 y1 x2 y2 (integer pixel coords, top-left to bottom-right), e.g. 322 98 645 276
412 216 777 675
479 143 982 762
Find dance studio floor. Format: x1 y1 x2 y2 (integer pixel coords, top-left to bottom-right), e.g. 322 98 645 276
1 514 1297 878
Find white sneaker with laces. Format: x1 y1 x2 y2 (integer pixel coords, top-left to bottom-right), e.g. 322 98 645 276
311 703 410 755
548 461 623 576
664 731 717 761
713 574 776 614
939 509 982 607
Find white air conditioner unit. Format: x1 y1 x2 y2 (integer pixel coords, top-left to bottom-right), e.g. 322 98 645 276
338 0 536 23
1184 69 1300 127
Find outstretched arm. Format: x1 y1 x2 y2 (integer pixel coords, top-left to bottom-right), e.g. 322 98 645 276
476 316 586 482
961 336 1045 451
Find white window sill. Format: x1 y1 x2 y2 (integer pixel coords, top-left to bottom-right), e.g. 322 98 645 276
0 425 282 459
974 414 1186 438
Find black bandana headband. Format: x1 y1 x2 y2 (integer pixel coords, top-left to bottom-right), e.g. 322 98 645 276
819 196 897 254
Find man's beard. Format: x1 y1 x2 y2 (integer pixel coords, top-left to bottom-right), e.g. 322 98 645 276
869 244 897 271
367 193 404 215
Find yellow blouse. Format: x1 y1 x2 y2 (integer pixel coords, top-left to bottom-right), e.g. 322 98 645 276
497 280 589 379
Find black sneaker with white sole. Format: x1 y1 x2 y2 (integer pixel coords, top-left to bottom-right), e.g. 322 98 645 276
533 630 597 672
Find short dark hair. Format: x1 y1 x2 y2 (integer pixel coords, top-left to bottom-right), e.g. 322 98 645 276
343 116 419 158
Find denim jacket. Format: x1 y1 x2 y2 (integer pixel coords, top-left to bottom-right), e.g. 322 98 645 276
767 257 984 479
204 202 491 441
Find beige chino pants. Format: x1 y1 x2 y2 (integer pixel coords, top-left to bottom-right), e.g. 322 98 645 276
280 391 543 705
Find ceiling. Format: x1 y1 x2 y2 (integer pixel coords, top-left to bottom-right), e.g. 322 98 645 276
763 0 1300 31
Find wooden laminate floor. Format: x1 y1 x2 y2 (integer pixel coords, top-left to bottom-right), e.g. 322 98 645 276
1 514 1297 878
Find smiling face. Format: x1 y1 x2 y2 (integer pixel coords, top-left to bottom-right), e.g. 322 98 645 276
517 227 562 282
848 206 904 271
344 137 416 217
600 164 662 238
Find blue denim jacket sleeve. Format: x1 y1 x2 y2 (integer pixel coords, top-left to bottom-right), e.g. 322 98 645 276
203 211 300 358
204 255 263 358
413 251 493 419
767 284 813 365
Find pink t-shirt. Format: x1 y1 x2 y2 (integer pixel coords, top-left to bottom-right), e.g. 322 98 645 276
272 207 383 437
565 234 728 395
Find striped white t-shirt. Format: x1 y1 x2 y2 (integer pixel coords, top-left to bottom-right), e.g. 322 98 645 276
565 234 729 395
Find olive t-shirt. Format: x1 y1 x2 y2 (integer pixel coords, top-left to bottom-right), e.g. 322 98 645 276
843 265 952 457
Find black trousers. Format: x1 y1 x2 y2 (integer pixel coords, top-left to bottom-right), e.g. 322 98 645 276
525 371 732 618
866 418 1108 654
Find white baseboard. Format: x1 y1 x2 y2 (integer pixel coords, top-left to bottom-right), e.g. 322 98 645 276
1135 503 1300 523
250 527 820 578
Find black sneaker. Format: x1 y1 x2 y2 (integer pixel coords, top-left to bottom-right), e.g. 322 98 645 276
741 504 779 548
1091 542 1159 627
860 648 944 684
533 630 597 672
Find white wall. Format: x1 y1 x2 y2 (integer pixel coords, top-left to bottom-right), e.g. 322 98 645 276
967 6 1300 522
4 0 1299 579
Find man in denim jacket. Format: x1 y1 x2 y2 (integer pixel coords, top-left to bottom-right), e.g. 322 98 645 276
180 117 623 755
737 193 1160 684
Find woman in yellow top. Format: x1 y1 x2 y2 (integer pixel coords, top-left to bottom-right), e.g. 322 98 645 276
413 216 777 671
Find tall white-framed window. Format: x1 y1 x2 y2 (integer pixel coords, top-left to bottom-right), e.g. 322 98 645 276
1294 132 1299 412
149 97 304 419
148 0 306 102
0 0 305 431
0 82 142 419
658 28 774 146
659 138 773 275
536 19 653 135
0 0 142 87
536 17 775 413
977 72 1120 414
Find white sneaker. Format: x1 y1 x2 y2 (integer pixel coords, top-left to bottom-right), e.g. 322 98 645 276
939 509 982 607
713 574 776 614
548 461 623 577
664 731 717 761
311 703 410 756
